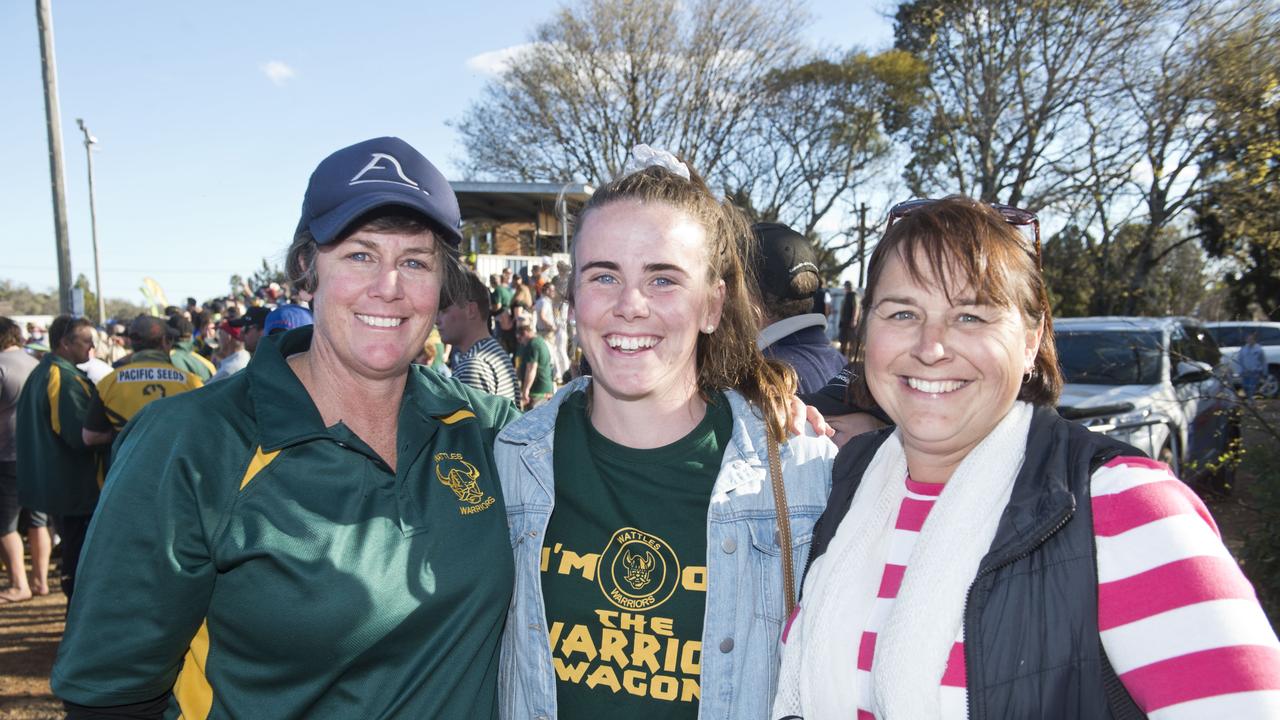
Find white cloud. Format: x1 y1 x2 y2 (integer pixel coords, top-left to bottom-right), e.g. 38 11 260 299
260 60 296 86
465 43 540 76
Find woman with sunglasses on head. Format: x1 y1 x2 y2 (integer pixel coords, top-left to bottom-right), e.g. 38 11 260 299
774 197 1280 719
496 146 837 719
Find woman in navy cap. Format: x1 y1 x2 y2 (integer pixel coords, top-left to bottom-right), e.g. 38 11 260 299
53 138 518 719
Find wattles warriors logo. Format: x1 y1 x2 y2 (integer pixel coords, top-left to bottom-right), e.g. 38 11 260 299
598 528 681 611
434 452 495 515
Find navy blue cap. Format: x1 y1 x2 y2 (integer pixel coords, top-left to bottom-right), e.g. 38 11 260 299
296 137 463 246
264 304 314 335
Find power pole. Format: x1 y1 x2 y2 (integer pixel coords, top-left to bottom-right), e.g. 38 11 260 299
36 0 73 315
856 203 868 289
77 119 105 325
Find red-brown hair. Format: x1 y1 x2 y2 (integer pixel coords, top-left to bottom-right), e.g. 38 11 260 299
848 197 1062 408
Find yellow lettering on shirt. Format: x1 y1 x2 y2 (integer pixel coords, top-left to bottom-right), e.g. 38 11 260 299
555 658 590 683
681 565 707 591
650 616 673 636
558 549 599 580
546 536 705 705
632 633 661 672
599 628 628 666
585 665 622 692
561 624 597 660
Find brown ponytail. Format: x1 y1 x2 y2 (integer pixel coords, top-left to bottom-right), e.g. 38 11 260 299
570 163 797 443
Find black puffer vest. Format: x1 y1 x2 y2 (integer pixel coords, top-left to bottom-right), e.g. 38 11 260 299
804 406 1147 719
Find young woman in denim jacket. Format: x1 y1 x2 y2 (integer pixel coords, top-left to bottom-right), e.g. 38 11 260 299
494 147 837 720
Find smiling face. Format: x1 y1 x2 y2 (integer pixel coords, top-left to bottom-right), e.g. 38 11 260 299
309 228 443 382
865 248 1042 472
573 200 725 407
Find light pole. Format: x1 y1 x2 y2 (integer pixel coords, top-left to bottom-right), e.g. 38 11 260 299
36 0 73 313
76 118 106 326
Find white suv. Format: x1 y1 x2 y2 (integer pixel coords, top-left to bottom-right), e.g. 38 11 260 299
1054 317 1238 486
1205 321 1280 398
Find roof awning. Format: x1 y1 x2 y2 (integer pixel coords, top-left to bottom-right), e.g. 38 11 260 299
451 181 594 225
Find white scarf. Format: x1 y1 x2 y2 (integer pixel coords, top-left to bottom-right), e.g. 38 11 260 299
778 401 1034 720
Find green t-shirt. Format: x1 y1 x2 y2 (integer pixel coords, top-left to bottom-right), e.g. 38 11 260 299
516 336 555 396
541 389 731 717
493 285 514 310
52 327 519 719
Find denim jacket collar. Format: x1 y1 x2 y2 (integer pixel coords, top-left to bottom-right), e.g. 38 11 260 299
496 376 775 500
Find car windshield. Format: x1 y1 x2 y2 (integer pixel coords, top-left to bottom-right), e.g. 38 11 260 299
1056 330 1163 385
1207 326 1245 348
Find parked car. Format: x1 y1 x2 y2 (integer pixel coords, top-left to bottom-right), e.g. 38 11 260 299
1054 317 1238 487
1204 321 1280 398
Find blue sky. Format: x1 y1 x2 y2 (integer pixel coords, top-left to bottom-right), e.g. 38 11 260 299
1 1 893 306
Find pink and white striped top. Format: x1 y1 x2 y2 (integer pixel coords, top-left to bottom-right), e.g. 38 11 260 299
847 456 1280 719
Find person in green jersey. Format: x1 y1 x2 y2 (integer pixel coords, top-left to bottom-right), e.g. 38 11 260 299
165 315 216 382
15 315 103 601
495 145 838 719
515 315 555 409
52 137 516 720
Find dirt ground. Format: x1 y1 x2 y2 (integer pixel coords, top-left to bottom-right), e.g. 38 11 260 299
0 408 1274 718
0 573 63 720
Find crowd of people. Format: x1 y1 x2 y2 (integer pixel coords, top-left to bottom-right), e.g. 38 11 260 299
0 135 1276 719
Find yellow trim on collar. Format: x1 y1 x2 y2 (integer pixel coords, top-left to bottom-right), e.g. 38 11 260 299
239 447 280 491
438 409 476 425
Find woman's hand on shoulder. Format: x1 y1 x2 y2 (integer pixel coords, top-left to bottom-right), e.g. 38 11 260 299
786 395 835 439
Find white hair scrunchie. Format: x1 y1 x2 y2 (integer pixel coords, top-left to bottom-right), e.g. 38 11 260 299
621 144 691 181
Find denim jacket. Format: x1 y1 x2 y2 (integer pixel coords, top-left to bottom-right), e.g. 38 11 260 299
494 377 835 720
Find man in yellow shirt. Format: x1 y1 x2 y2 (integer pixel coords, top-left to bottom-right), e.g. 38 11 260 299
83 316 203 446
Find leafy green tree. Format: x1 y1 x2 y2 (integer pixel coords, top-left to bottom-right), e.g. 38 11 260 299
1196 5 1280 317
1043 223 1208 317
0 279 59 315
248 259 287 293
1042 226 1097 318
73 274 100 324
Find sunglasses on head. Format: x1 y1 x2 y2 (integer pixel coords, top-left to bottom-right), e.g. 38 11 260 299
886 198 1042 270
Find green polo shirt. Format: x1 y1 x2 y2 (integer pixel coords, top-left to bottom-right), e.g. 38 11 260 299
53 326 519 719
15 354 102 516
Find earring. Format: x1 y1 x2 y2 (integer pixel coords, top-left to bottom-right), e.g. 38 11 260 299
703 325 716 334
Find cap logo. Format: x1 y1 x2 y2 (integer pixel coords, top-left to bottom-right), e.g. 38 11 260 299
349 152 430 195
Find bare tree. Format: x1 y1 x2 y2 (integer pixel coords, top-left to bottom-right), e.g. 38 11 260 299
893 0 1158 210
724 49 927 240
455 0 807 185
1059 0 1273 313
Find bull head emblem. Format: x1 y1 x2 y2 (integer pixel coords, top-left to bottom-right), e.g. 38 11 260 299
435 454 484 504
622 550 655 590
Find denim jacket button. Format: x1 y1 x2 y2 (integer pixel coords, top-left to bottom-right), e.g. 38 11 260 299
721 537 737 554
719 637 734 653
